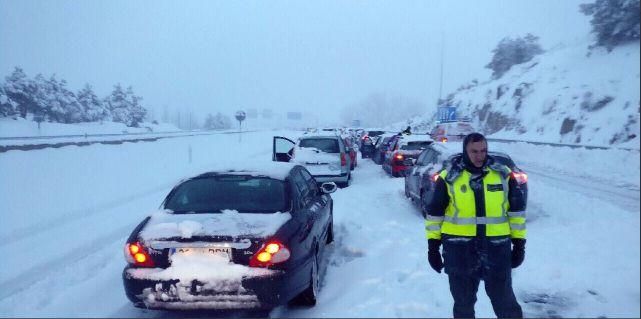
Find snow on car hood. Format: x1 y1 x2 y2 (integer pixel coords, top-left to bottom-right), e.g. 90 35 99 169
139 209 292 241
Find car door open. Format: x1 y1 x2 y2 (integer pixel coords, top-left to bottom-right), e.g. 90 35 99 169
273 136 295 162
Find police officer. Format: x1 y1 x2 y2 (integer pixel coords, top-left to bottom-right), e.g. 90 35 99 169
425 132 527 318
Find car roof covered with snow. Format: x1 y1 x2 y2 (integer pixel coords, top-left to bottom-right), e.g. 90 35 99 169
193 161 300 181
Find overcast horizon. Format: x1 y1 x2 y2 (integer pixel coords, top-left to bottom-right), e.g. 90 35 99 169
1 0 589 125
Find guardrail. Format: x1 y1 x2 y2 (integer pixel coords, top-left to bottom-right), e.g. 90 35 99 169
0 129 256 153
487 137 640 152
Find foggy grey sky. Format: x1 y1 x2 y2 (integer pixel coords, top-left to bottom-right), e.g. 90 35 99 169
0 0 589 124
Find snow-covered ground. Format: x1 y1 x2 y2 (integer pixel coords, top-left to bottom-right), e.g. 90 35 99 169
0 129 639 318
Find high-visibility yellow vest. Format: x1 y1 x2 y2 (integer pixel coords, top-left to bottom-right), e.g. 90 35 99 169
425 165 527 240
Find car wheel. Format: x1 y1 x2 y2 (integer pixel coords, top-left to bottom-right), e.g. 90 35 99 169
294 250 319 306
404 182 411 199
420 191 428 218
326 217 334 244
338 174 351 188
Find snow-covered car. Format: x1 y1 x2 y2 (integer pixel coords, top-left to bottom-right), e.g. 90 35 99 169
273 135 352 187
382 134 434 177
404 143 528 217
430 121 475 142
122 162 336 311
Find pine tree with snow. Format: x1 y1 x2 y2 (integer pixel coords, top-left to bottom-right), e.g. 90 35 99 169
125 86 147 127
104 84 147 127
104 83 129 125
77 84 109 122
580 0 640 51
0 86 17 117
31 74 52 121
3 67 34 118
485 33 544 79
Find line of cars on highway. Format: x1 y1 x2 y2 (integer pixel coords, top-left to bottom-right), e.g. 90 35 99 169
120 125 528 312
122 128 359 312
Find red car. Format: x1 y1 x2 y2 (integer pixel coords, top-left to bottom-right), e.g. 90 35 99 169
383 135 433 177
343 137 357 170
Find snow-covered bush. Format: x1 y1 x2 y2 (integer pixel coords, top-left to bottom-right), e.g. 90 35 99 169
485 34 544 79
580 0 640 51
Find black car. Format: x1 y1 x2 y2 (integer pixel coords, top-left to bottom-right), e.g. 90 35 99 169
122 162 336 311
404 143 528 217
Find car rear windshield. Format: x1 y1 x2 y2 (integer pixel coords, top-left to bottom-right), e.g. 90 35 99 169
401 141 432 150
164 176 288 213
367 130 385 137
299 138 340 153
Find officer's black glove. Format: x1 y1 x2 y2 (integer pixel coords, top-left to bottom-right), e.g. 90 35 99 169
511 238 526 268
427 239 444 273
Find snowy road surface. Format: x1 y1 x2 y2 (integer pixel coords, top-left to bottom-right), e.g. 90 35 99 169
1 130 639 318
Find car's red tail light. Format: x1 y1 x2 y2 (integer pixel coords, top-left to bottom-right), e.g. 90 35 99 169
394 153 404 161
250 240 291 267
340 153 347 166
431 173 440 182
440 137 448 143
362 135 369 140
125 242 155 267
510 172 528 184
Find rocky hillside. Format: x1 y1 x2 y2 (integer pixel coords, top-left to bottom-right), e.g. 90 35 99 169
435 41 640 148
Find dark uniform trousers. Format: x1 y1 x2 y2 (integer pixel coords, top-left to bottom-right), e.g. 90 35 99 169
443 234 523 318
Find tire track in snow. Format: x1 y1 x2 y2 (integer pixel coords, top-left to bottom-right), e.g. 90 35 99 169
525 166 639 212
0 182 174 247
0 222 135 303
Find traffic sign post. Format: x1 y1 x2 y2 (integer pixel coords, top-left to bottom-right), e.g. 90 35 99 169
235 110 246 132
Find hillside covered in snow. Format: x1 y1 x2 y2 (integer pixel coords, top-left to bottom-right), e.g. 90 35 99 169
435 40 639 149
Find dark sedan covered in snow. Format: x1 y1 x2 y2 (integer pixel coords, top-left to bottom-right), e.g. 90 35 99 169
122 162 336 311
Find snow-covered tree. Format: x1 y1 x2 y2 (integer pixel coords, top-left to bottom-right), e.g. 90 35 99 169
30 74 51 121
3 67 34 118
104 84 147 127
485 34 544 79
44 76 83 123
125 86 146 127
580 0 640 51
77 84 109 122
0 86 17 117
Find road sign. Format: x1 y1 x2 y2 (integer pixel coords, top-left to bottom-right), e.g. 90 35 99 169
235 110 246 122
437 106 457 122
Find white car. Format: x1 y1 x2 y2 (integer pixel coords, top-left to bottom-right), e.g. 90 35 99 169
273 134 352 187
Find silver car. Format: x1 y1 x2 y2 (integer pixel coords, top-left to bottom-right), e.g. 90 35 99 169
273 134 352 187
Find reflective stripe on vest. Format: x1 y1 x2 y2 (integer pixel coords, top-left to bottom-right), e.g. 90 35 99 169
507 210 526 218
443 215 508 225
426 215 444 222
509 223 526 230
426 224 442 231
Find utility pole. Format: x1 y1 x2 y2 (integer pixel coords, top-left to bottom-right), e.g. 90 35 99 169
438 31 445 106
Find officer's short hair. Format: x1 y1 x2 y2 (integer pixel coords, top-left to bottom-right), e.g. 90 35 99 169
463 133 486 150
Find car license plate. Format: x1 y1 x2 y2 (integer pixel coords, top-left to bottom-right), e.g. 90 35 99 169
170 247 231 259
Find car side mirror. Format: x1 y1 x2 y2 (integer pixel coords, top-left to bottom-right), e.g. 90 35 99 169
320 182 338 194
